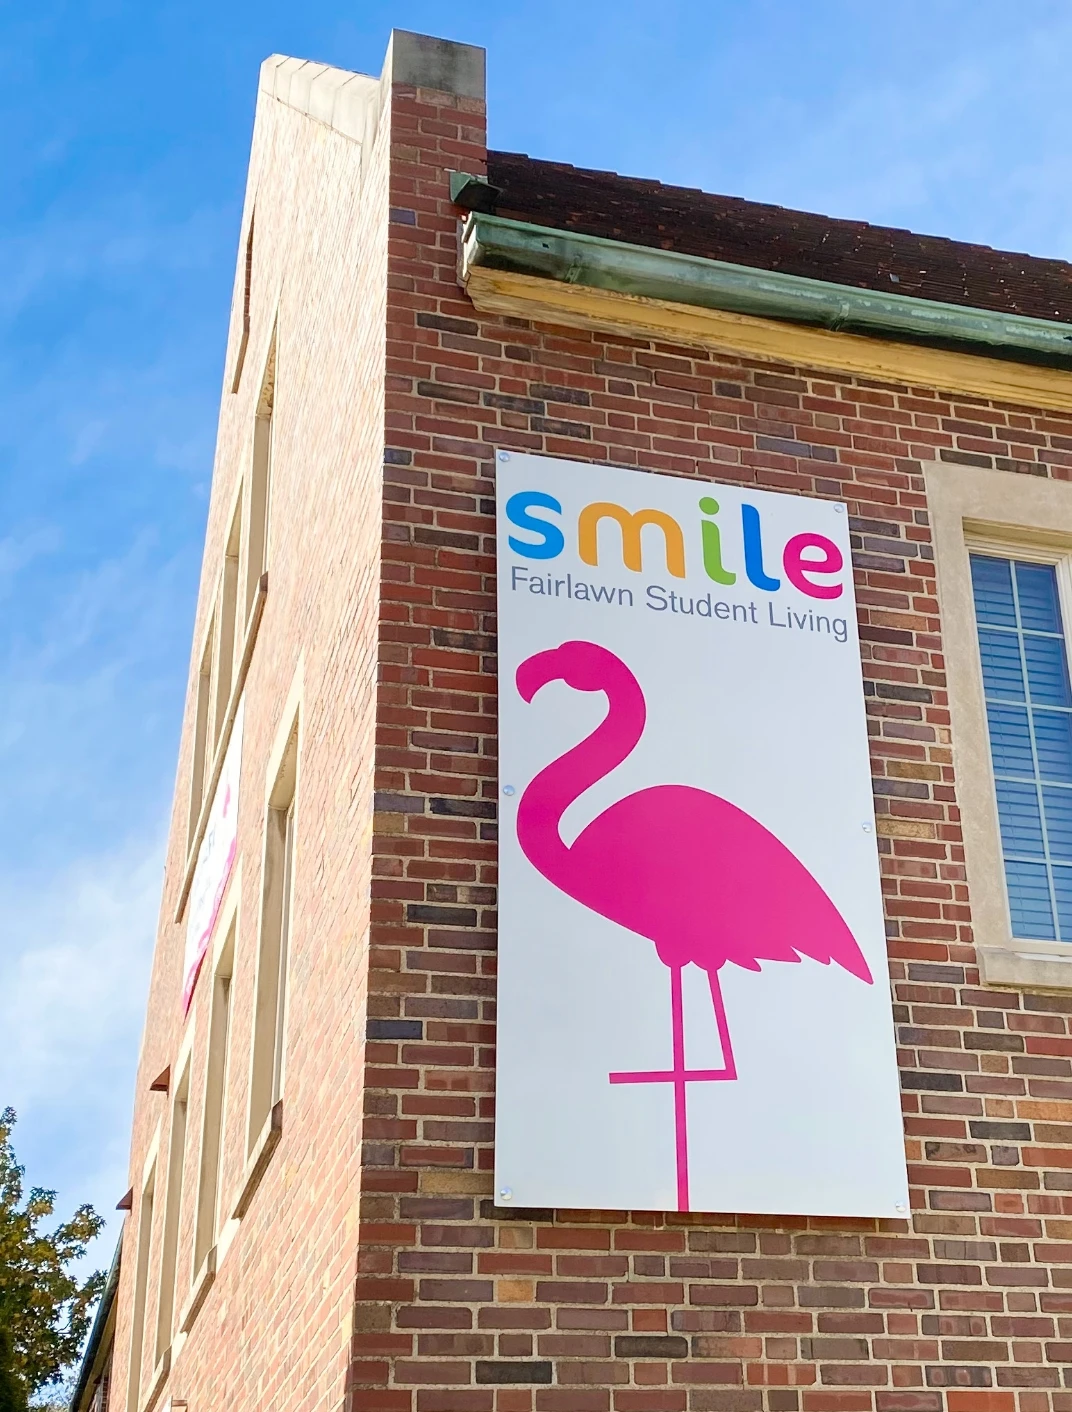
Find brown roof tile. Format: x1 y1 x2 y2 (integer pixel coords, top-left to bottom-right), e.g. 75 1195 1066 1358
486 151 1072 324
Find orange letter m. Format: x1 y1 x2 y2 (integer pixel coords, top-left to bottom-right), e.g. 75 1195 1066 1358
577 502 686 579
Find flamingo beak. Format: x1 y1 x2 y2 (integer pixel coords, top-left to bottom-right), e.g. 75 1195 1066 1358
515 647 564 703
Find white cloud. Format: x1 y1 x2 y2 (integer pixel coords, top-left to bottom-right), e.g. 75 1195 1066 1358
0 829 164 1255
0 531 191 801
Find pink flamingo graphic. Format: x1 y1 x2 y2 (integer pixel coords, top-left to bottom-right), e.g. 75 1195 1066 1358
515 640 873 1211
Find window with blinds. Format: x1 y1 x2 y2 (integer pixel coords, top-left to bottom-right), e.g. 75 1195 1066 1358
971 553 1072 942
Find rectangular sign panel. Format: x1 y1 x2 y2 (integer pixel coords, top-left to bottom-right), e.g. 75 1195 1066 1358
495 452 907 1217
183 699 244 1012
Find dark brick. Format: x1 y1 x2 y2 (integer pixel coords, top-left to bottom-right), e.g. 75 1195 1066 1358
366 1019 423 1040
756 434 837 462
872 683 934 704
963 1031 1024 1052
406 905 479 927
873 779 930 799
374 791 426 814
969 1122 1032 1141
615 1335 689 1358
432 629 495 651
400 1198 475 1220
475 1361 553 1384
800 1337 869 1359
417 379 481 405
483 392 545 414
531 383 591 406
413 526 481 551
939 448 993 469
901 1071 965 1092
417 311 480 336
530 415 592 439
925 1142 987 1162
916 1265 983 1286
480 1201 555 1222
429 798 497 819
907 964 965 983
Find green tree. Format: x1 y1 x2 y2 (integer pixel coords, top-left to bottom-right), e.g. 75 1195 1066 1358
0 1109 103 1406
0 1326 27 1412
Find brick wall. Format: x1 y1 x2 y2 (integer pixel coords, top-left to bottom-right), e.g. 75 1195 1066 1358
109 50 1072 1412
358 82 1072 1412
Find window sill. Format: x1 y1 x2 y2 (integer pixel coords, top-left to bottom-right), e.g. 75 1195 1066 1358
978 944 1072 992
232 1099 283 1220
141 1347 171 1412
178 1246 216 1336
175 573 268 924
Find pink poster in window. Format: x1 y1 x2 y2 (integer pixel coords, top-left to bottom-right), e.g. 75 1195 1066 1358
182 700 244 1011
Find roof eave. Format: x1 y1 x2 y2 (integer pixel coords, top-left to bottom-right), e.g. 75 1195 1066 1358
67 1236 122 1412
461 212 1072 369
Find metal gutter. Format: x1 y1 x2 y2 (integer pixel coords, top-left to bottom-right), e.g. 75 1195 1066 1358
461 213 1072 368
67 1237 121 1412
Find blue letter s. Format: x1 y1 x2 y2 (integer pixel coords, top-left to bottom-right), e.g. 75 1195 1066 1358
505 491 564 560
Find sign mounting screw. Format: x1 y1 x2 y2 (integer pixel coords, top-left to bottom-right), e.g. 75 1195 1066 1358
502 784 516 797
862 822 873 832
498 450 510 462
499 1187 513 1201
895 1202 907 1213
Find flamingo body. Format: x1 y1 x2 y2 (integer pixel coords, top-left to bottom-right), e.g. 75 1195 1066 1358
515 639 871 985
549 783 870 979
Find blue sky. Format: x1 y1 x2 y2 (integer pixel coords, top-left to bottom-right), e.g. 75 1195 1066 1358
3 0 1072 1272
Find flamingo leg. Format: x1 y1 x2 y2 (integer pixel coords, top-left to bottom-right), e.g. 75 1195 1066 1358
609 966 739 1214
707 968 738 1081
670 964 689 1212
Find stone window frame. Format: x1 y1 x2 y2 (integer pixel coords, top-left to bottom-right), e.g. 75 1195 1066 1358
179 868 242 1341
232 660 303 1222
927 458 1072 990
125 1129 159 1412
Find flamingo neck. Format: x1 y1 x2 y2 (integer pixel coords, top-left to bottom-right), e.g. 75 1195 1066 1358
517 660 646 884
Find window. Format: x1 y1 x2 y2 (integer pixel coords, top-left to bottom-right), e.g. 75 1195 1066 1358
90 1357 112 1412
214 495 243 750
229 210 254 394
246 335 275 627
186 488 244 859
125 1163 156 1412
928 458 1072 990
187 629 214 851
248 715 298 1153
193 924 235 1274
971 554 1072 942
154 1067 189 1365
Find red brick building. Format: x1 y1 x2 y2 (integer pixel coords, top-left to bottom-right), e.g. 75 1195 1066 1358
91 28 1072 1412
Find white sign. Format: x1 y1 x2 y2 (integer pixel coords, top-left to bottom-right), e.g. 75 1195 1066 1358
495 452 907 1217
182 699 244 1011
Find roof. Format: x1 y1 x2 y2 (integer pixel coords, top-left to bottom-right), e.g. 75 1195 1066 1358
485 151 1072 325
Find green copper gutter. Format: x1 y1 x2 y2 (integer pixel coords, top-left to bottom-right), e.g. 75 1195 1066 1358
461 212 1072 369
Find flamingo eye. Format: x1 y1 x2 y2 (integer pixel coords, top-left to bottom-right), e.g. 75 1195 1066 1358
566 667 599 690
558 640 612 691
